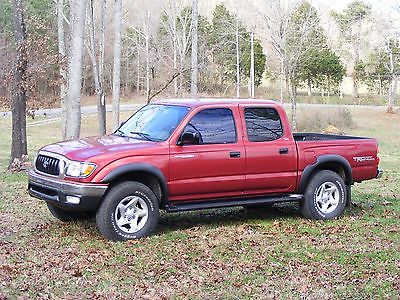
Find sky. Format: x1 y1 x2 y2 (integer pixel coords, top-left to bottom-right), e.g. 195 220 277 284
313 0 399 11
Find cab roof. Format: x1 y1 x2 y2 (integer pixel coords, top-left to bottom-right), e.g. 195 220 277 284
153 98 281 108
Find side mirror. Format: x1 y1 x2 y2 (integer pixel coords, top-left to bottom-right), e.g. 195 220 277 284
177 131 200 146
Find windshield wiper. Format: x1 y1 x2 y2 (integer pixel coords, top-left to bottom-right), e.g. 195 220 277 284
114 128 125 136
130 131 154 141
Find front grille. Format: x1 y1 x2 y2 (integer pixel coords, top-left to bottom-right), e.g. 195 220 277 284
35 155 60 176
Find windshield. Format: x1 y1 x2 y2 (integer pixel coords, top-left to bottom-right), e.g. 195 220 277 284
116 104 190 141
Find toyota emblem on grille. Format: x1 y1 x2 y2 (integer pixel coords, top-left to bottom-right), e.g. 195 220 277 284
43 159 50 168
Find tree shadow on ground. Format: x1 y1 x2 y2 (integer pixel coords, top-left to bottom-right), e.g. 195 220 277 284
156 202 302 235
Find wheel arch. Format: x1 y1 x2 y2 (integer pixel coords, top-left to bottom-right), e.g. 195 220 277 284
298 154 352 194
101 163 168 206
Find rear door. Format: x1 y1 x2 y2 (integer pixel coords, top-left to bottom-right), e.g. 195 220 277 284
240 105 297 195
169 106 245 201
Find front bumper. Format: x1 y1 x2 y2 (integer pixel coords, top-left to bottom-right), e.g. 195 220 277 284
376 169 384 179
28 169 108 211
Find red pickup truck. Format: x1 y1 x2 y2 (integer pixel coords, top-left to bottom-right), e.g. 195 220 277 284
28 99 382 241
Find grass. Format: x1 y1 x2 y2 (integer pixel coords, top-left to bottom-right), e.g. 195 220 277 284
0 106 399 299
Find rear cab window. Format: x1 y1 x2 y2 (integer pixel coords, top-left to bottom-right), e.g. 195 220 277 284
244 107 283 142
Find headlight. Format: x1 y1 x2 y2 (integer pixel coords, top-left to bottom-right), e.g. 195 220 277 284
65 161 96 178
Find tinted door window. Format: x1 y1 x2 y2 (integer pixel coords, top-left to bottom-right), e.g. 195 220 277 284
184 108 236 144
244 108 283 142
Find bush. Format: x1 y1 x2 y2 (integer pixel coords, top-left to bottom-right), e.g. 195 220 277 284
296 107 354 134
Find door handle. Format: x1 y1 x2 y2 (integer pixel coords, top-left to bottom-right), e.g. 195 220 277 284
279 148 289 154
229 151 241 158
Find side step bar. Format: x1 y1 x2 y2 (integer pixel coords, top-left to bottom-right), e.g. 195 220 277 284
165 194 303 213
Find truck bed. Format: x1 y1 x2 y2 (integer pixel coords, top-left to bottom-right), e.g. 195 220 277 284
293 133 372 142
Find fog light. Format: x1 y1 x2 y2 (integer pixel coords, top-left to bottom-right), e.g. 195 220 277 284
66 196 80 204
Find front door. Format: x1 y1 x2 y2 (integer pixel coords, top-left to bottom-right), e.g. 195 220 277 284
169 106 245 201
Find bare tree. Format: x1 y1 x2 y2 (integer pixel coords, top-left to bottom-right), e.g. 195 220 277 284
176 7 192 95
387 42 398 113
161 1 181 96
9 0 28 168
235 19 240 98
144 15 150 101
87 0 107 134
64 0 87 139
190 0 198 97
112 0 122 130
253 1 292 103
160 1 193 96
249 31 255 98
255 1 324 130
372 7 400 113
124 15 154 102
57 0 67 138
332 1 371 99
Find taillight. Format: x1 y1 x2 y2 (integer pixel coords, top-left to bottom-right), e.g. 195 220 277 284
376 146 380 165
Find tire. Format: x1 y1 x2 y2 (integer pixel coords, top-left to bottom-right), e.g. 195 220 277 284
47 202 89 222
96 181 159 241
300 170 347 220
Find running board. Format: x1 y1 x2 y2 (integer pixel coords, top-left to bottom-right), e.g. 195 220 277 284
165 194 303 213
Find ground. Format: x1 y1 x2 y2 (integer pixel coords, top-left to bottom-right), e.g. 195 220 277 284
0 105 399 299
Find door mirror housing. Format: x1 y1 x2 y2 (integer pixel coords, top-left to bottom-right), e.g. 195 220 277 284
177 131 200 146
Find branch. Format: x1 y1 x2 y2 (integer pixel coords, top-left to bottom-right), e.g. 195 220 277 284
52 0 71 25
147 68 189 103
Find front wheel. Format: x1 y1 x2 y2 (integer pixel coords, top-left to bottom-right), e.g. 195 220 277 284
96 181 159 241
301 170 347 220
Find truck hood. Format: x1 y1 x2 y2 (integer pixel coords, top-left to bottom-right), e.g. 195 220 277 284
41 135 165 161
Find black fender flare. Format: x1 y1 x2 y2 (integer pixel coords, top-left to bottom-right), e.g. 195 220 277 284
297 154 352 193
101 163 169 202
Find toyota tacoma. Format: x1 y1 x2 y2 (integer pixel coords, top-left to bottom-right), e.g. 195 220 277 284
28 99 383 241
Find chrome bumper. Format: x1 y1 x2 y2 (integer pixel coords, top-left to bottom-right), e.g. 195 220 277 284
28 169 108 211
376 169 384 179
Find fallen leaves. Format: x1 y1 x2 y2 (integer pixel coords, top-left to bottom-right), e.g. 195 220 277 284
0 177 399 299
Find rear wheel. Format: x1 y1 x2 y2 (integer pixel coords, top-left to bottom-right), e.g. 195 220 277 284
301 170 347 220
96 181 159 241
47 202 89 222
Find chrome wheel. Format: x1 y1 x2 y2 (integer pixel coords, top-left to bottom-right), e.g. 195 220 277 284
315 181 340 214
114 195 149 234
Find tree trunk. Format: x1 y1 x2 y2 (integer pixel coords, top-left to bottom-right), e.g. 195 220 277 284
249 31 255 98
173 36 178 96
190 0 198 98
387 76 396 114
179 55 184 96
57 0 67 139
235 19 240 98
112 0 122 129
352 43 360 99
65 0 87 139
136 35 140 93
352 75 359 99
98 0 107 134
144 20 150 102
387 45 396 114
286 75 297 131
280 58 284 103
9 0 28 168
307 78 312 96
88 0 106 135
